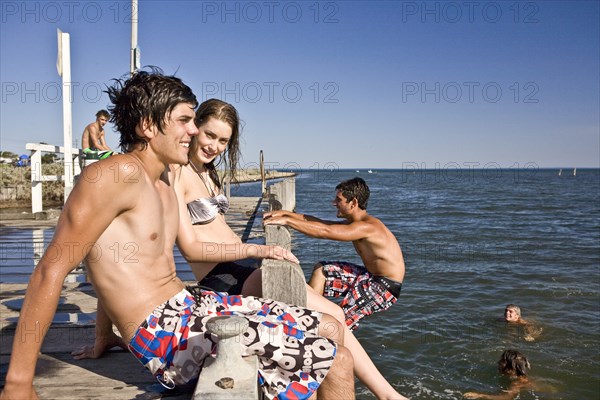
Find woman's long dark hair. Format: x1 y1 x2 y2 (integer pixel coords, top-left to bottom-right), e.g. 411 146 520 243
498 350 531 377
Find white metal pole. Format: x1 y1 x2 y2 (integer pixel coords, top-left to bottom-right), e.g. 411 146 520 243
58 29 74 201
131 0 139 75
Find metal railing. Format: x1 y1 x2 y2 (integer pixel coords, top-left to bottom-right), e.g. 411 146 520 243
26 143 82 214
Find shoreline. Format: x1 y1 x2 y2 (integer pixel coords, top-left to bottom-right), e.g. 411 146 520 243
0 169 296 210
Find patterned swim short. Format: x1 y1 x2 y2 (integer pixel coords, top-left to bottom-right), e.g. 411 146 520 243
128 288 337 400
319 261 402 330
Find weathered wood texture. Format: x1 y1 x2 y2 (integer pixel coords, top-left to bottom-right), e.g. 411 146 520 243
0 197 265 399
1 187 305 400
261 178 306 307
261 226 307 307
266 178 295 212
0 282 192 399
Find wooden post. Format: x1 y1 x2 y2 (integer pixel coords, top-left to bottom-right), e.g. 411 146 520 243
267 177 296 212
73 153 81 177
262 224 306 307
261 180 305 307
224 175 231 198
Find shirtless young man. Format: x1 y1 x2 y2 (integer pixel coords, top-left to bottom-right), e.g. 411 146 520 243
81 109 113 160
0 70 354 400
264 177 405 331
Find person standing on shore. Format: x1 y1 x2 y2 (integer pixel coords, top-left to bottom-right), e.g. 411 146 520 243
81 109 113 162
1 69 355 400
264 177 405 331
171 99 408 400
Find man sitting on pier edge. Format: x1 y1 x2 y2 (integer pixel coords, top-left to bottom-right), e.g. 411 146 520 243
264 177 405 331
81 109 114 161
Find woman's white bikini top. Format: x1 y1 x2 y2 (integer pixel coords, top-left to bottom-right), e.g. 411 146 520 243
186 162 229 225
187 194 230 225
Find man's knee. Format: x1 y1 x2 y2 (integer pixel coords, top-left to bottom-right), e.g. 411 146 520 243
330 345 354 378
309 263 327 295
311 263 326 281
336 345 353 366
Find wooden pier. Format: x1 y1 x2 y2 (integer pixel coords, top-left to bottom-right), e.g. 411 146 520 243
1 176 301 399
0 196 266 399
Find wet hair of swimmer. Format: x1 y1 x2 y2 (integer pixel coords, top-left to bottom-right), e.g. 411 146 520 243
505 304 522 318
498 350 531 377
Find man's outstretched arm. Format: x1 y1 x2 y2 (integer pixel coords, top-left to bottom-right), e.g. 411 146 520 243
264 210 373 242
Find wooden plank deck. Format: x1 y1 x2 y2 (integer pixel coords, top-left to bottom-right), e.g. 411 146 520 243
0 197 265 399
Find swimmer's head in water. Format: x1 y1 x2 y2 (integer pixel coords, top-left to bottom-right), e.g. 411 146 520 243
498 349 530 377
504 304 521 322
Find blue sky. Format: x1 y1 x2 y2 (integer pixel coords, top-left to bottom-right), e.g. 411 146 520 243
1 0 599 169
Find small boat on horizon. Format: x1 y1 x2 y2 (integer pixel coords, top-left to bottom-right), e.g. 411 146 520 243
368 169 373 173
558 169 562 176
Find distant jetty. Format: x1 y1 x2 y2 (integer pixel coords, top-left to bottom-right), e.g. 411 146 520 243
228 169 296 184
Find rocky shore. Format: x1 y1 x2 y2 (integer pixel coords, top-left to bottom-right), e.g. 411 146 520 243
0 163 295 209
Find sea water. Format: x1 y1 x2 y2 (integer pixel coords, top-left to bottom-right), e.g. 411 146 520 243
1 168 598 398
233 168 600 399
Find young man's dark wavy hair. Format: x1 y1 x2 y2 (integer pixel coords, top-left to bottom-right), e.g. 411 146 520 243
336 177 370 210
106 67 198 153
95 109 109 119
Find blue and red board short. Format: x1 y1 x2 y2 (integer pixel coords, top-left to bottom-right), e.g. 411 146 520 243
128 288 337 400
